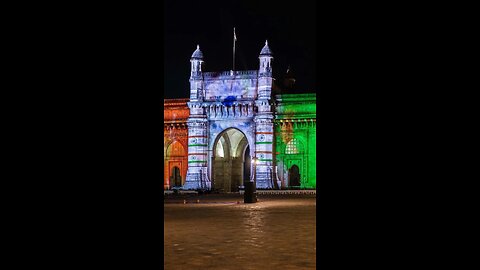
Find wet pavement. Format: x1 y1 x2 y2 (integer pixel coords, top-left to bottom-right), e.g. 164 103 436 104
164 194 316 270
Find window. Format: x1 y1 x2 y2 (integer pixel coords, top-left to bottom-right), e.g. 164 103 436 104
285 139 302 155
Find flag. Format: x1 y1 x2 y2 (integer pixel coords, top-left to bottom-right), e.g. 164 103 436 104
234 28 237 42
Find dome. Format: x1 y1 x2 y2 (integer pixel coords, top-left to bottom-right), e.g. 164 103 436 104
191 45 203 59
259 40 273 56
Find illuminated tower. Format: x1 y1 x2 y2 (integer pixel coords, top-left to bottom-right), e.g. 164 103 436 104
183 45 210 190
189 45 204 100
254 40 275 189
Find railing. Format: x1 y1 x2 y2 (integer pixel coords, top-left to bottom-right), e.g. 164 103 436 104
203 70 258 78
239 190 316 195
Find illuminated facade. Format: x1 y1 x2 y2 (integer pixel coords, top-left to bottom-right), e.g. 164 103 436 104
164 42 316 191
274 94 316 189
163 99 189 190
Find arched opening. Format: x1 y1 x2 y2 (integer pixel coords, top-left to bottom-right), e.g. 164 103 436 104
212 128 250 192
289 165 300 187
284 138 304 189
165 140 186 189
171 166 181 187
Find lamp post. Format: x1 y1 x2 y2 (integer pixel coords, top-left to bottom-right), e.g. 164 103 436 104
244 156 258 203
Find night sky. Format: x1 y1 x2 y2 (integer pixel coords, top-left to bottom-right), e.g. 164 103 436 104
164 0 317 99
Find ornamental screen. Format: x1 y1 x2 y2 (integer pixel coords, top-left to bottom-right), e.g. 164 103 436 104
285 139 301 154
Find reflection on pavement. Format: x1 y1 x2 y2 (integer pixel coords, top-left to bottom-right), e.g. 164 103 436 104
164 196 316 270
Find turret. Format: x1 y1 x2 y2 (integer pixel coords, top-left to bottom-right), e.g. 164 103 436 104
189 45 204 101
255 40 275 189
259 40 273 76
184 45 208 190
190 45 204 78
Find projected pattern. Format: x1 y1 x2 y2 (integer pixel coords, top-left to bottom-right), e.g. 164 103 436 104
164 42 316 190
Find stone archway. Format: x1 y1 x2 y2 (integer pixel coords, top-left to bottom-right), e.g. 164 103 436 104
165 140 187 189
212 128 250 192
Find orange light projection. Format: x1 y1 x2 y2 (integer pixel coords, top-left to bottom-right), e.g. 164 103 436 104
164 99 189 189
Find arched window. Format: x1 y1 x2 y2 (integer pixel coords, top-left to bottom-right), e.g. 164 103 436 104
167 141 185 157
285 139 302 155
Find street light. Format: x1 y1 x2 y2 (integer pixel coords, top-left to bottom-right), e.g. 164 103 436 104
244 156 258 203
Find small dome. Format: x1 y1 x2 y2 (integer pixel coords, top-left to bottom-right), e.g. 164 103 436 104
191 45 203 59
259 40 273 56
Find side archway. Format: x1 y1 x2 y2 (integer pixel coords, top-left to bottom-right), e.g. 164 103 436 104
165 140 187 189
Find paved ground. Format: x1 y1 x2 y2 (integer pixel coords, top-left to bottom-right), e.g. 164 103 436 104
164 194 316 270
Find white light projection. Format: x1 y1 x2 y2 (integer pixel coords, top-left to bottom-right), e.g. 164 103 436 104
183 42 275 190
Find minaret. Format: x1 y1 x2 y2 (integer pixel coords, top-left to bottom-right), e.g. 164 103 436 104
254 40 275 189
258 40 273 98
184 45 210 190
259 40 273 76
189 45 204 101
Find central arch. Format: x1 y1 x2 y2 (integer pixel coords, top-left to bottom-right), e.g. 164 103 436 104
212 128 251 192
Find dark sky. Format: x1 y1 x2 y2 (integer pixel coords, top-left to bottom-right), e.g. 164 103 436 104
164 0 316 99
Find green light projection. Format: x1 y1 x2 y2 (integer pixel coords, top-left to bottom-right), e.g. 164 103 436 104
274 94 316 189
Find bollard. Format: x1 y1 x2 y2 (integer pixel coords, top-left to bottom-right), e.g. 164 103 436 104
244 181 257 203
183 200 186 204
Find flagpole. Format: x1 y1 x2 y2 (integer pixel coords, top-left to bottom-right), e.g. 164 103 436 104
233 27 236 72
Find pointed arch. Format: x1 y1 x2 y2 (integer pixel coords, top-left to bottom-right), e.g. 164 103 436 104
166 140 186 157
212 127 250 192
285 138 303 155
